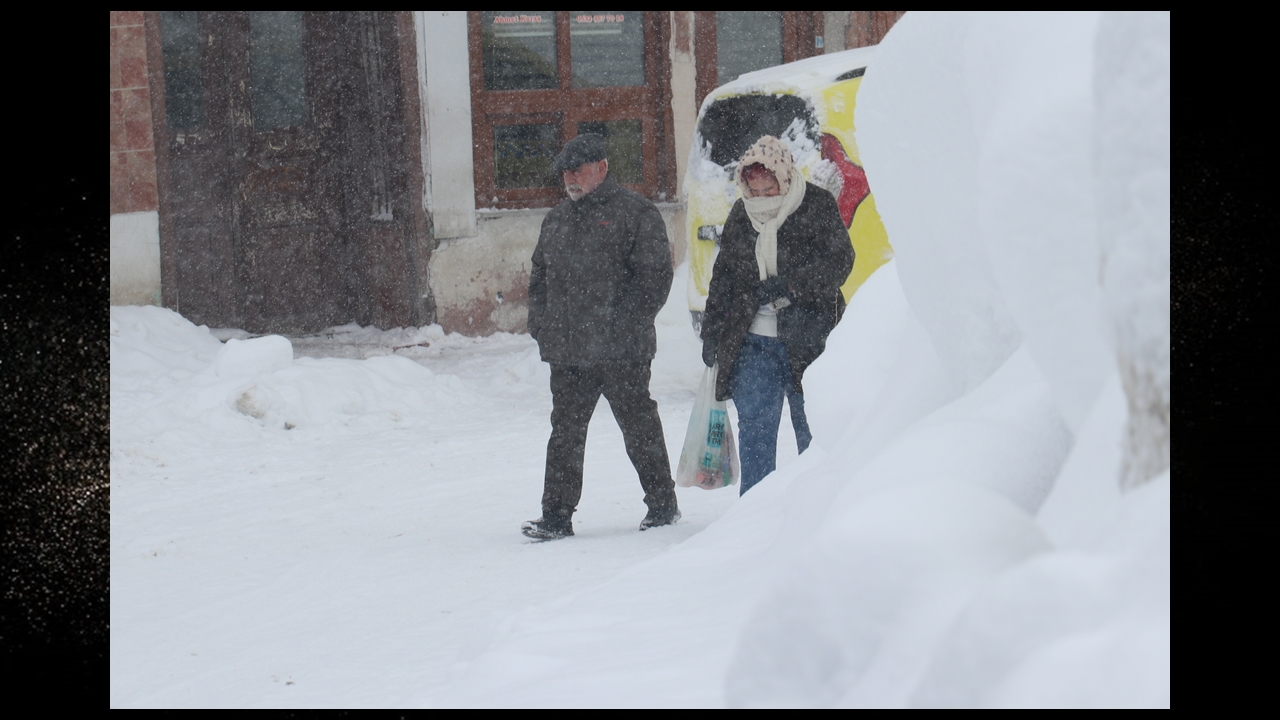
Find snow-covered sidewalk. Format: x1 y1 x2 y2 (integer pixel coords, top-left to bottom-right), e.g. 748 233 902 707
110 264 806 706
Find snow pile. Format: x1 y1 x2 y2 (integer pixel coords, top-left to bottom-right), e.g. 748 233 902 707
1093 12 1170 489
733 11 1168 707
110 259 705 450
111 306 477 439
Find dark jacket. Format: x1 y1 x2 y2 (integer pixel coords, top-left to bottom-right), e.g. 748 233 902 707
701 182 854 400
528 178 674 365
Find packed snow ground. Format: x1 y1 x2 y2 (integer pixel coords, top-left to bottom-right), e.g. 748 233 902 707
110 11 1168 708
109 264 786 706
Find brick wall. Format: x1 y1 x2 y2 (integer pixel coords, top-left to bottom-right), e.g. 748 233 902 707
110 11 158 215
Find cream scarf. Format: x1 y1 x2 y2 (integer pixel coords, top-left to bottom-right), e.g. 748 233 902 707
742 166 806 281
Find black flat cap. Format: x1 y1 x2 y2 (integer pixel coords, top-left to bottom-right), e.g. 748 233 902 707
552 133 608 173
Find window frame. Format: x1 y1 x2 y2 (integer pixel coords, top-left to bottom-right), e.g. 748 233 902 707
468 11 672 210
693 11 819 112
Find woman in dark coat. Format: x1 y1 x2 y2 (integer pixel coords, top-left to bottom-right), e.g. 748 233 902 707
700 136 854 494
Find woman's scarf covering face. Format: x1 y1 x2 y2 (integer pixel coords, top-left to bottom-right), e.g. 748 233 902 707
735 136 807 281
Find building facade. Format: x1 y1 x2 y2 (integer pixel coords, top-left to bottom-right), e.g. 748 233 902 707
110 11 904 335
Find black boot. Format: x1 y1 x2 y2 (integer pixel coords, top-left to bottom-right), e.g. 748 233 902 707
639 506 681 531
522 516 574 540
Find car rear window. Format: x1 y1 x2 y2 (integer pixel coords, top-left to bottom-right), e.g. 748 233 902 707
696 94 818 168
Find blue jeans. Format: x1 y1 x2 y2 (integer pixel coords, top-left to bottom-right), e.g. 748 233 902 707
731 334 812 495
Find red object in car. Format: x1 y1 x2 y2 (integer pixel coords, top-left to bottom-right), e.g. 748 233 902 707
821 133 870 228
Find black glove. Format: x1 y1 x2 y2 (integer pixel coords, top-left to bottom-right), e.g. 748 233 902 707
754 276 790 307
702 338 718 368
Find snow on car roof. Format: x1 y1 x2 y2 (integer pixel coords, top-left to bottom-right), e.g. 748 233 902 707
700 45 879 113
685 46 880 202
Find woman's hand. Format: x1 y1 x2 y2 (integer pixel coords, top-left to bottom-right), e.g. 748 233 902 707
754 276 790 307
702 338 718 368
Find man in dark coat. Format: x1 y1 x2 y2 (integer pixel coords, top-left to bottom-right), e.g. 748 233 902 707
522 133 680 540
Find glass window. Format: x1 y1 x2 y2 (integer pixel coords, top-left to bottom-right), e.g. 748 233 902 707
697 94 816 168
160 11 204 129
494 123 560 188
482 11 557 90
471 11 666 207
716 11 782 86
569 11 645 87
577 120 642 184
250 11 308 130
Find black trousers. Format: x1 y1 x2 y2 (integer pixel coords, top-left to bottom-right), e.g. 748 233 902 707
542 362 677 520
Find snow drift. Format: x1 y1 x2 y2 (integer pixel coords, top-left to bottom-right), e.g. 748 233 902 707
740 11 1168 707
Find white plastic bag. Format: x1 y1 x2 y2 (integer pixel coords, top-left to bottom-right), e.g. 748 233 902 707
676 364 739 489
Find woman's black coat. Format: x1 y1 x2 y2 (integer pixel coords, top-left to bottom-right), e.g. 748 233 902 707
700 182 854 401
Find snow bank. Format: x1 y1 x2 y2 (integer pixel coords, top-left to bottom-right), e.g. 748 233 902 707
1093 11 1170 489
726 11 1169 707
908 473 1168 708
727 480 1053 708
110 259 706 449
111 306 478 442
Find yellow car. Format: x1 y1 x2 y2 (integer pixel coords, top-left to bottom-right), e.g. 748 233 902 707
683 46 893 330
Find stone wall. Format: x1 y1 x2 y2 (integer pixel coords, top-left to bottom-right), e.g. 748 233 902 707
429 204 686 336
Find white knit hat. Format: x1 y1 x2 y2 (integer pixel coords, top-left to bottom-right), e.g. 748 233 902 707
734 135 796 197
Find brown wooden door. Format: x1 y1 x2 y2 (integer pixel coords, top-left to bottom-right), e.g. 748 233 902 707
149 11 426 334
149 11 237 327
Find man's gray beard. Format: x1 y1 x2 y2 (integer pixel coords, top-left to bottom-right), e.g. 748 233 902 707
566 185 584 201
